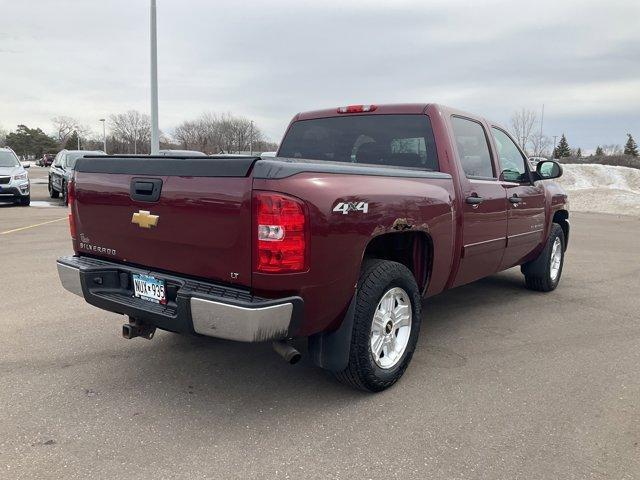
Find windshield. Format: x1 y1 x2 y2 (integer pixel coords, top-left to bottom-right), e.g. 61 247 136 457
0 151 20 168
278 114 439 170
65 151 104 169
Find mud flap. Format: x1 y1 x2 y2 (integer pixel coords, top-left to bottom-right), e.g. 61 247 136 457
308 292 356 372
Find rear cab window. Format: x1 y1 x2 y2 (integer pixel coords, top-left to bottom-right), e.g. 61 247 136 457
278 114 439 171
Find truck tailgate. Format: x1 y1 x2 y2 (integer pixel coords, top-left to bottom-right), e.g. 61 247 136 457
72 156 258 288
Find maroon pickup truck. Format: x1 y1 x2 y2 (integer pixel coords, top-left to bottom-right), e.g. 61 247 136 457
56 103 568 391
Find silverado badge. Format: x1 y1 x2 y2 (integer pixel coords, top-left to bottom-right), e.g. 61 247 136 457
131 210 159 229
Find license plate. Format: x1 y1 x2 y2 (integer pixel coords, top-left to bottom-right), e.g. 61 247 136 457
132 274 166 304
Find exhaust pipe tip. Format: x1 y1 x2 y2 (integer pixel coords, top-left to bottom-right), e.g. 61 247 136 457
273 341 301 365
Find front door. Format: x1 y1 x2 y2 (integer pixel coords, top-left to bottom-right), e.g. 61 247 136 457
491 127 546 269
51 152 65 190
450 116 508 287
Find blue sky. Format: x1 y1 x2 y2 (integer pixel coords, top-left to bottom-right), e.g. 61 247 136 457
1 0 638 152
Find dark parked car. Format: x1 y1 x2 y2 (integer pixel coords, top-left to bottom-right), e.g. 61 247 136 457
56 103 568 391
49 150 104 205
36 153 55 167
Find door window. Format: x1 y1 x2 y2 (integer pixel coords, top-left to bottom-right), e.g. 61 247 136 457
491 128 529 183
451 117 494 179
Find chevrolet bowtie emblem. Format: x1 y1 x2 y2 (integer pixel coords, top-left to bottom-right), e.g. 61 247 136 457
131 210 159 229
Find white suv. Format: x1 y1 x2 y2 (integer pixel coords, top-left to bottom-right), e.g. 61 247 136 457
0 147 30 206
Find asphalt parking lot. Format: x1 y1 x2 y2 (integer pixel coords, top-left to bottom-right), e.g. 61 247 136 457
1 167 639 479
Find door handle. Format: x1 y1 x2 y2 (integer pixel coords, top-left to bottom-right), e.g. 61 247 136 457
509 194 522 204
130 178 163 202
465 195 484 206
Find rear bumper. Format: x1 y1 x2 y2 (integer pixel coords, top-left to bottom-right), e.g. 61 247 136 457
56 255 303 342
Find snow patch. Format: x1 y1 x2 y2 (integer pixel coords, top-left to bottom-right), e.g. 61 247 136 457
555 164 640 216
29 201 62 208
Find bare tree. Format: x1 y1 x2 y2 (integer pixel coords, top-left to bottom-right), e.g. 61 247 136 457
109 110 151 154
601 144 623 156
51 116 92 148
171 112 270 154
0 125 7 147
509 108 537 155
529 133 552 158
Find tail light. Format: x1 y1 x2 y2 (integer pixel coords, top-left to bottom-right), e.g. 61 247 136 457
67 180 77 240
254 191 307 273
337 104 377 113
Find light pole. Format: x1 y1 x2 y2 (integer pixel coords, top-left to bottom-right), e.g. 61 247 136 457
150 0 160 155
99 119 106 153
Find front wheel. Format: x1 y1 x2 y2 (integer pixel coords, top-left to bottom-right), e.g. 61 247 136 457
62 181 68 206
49 178 59 198
521 223 565 292
334 259 422 392
19 195 30 206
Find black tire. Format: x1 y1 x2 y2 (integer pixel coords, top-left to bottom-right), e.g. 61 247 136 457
49 178 59 198
62 181 68 206
521 223 565 292
334 259 422 392
19 195 30 206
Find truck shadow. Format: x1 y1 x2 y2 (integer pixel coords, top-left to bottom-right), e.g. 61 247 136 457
89 267 532 415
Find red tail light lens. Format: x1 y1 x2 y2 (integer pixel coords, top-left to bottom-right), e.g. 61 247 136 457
254 191 307 273
337 104 377 113
67 180 77 240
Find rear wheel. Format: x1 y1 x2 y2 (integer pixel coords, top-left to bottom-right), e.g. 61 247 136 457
334 259 422 392
521 223 565 292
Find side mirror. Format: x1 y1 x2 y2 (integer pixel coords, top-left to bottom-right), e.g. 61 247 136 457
22 163 31 169
535 160 562 180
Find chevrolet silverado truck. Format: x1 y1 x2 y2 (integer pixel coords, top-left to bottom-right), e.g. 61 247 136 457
56 103 568 392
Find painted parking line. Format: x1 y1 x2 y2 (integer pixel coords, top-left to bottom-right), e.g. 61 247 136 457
0 217 67 235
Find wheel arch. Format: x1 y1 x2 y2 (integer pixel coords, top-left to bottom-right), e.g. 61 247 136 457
552 209 569 249
361 230 433 295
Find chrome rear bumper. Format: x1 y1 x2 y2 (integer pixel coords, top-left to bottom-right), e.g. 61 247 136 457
56 256 302 342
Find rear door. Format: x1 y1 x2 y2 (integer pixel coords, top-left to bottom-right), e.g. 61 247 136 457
490 127 546 268
450 116 508 287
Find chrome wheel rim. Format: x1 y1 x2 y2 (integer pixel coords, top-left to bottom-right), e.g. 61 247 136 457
550 237 562 282
370 287 412 369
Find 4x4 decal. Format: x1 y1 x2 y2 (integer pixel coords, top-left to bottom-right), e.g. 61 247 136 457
332 201 369 215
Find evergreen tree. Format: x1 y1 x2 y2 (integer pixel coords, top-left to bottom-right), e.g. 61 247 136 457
576 147 582 158
624 133 638 157
65 131 80 150
553 134 571 158
595 146 604 156
5 125 58 158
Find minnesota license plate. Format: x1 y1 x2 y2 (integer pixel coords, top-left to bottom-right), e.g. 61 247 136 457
132 273 166 304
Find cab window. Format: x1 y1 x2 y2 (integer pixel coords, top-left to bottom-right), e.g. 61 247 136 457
451 117 494 179
491 128 529 183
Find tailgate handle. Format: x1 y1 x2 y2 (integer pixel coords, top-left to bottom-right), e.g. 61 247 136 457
130 178 163 202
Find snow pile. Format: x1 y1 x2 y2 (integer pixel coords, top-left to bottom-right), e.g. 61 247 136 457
555 164 640 216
